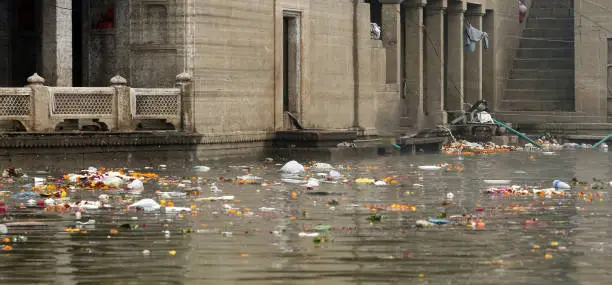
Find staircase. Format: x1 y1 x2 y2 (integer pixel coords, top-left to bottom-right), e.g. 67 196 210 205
499 0 575 112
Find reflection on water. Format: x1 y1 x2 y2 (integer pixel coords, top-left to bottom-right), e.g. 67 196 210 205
0 149 610 285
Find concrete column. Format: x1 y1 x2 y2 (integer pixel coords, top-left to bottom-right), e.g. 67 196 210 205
482 9 495 110
446 0 466 120
381 0 402 84
42 0 73 87
403 0 427 129
424 0 447 128
464 5 485 105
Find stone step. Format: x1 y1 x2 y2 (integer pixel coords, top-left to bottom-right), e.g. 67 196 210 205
528 8 574 17
503 90 574 102
498 99 575 112
512 58 574 69
509 68 574 79
516 47 574 58
525 19 574 30
519 38 573 49
531 1 573 9
522 28 574 39
506 79 574 90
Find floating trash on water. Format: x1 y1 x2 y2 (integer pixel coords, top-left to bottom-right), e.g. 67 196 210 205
553 180 571 189
416 220 434 228
192 166 211 172
128 199 161 212
280 160 305 173
418 165 441 171
312 162 334 171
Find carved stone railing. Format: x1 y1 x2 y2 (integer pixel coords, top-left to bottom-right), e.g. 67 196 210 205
0 88 33 130
0 73 194 132
131 88 181 128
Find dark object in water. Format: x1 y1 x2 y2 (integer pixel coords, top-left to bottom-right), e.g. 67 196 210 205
368 214 383 222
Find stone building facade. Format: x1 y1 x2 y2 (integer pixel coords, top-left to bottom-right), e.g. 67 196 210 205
0 0 598 140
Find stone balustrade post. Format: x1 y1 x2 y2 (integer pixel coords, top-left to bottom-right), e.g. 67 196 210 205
110 75 132 131
27 73 55 132
176 73 195 132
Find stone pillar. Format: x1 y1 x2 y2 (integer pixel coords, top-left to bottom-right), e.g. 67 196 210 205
381 0 402 84
110 75 131 131
42 0 73 86
403 0 426 130
424 0 447 128
446 0 466 120
482 10 495 110
464 5 485 105
176 72 195 132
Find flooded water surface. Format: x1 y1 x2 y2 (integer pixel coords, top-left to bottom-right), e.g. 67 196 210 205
0 149 610 285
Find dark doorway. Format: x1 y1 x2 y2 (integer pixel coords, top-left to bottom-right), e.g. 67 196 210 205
72 0 83 86
282 12 301 129
10 0 41 86
366 0 382 27
283 17 289 113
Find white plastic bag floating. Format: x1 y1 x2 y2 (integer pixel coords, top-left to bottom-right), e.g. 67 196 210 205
280 160 305 173
103 176 124 187
553 180 571 189
374 180 387 186
302 178 320 188
34 177 45 186
328 170 341 180
158 192 187 199
128 199 161 212
192 166 211 172
312 163 334 171
126 179 144 193
418 165 441 170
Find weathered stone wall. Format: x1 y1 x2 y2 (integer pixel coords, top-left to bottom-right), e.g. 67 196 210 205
191 1 275 134
190 0 386 134
574 0 610 120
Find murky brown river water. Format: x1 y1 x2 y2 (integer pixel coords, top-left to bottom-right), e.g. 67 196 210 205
0 149 610 285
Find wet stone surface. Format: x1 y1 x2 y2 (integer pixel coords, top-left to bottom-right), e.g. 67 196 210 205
0 149 609 285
